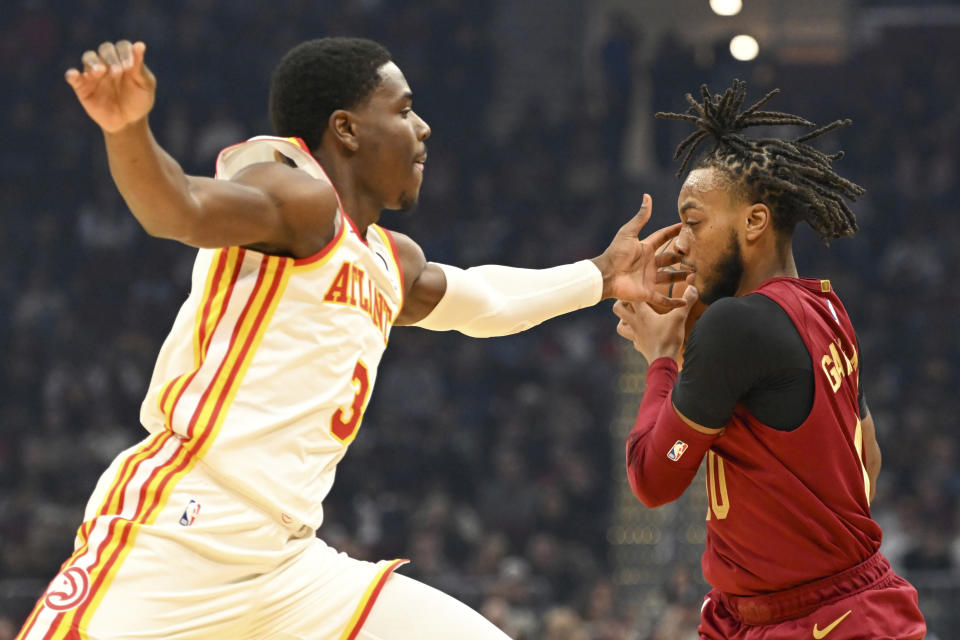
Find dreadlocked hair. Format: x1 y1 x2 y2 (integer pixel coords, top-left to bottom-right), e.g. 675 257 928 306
656 79 865 240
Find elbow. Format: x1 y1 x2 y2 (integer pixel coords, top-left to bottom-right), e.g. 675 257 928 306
140 204 202 245
140 218 180 240
140 184 206 243
459 306 533 338
634 491 668 509
627 472 678 509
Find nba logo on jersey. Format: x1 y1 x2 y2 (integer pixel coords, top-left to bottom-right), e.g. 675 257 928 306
667 440 689 462
179 499 201 526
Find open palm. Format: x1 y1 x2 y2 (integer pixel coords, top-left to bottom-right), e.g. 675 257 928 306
597 194 688 307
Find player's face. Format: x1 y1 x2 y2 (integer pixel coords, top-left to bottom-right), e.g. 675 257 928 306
351 62 431 211
674 167 746 304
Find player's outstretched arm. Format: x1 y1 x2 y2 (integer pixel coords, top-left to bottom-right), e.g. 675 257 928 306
65 41 337 253
391 194 688 336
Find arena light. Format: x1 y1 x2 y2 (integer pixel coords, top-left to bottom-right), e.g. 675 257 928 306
710 0 742 16
729 34 759 61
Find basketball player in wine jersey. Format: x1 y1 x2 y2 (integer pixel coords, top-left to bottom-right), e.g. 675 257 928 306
17 38 689 640
614 81 926 639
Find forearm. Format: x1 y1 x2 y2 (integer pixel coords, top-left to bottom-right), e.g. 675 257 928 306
626 359 718 508
103 118 199 239
861 412 880 503
411 261 602 337
867 454 880 503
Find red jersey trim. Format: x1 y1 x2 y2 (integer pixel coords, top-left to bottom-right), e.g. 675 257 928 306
369 225 406 313
340 212 369 246
291 212 348 268
213 136 356 263
339 559 409 640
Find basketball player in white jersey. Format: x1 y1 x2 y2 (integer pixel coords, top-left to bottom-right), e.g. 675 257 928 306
19 38 687 639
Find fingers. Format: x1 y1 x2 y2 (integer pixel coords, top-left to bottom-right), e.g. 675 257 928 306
81 49 104 74
619 194 653 237
66 50 105 93
682 282 700 306
649 293 688 309
655 269 690 285
616 319 638 342
653 278 698 311
98 41 123 75
643 222 682 252
612 300 629 320
66 40 149 90
654 250 684 269
655 237 676 255
131 41 147 69
129 41 154 87
116 40 134 69
64 68 82 87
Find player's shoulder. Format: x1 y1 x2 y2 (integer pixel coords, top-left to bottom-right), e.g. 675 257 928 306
227 162 340 258
696 293 778 325
239 161 341 232
234 162 337 208
693 294 789 344
376 228 424 264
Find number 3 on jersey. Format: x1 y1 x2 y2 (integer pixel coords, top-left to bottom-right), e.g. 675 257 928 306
331 360 371 444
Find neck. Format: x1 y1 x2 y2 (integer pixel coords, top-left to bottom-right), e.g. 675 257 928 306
736 236 798 295
313 147 382 237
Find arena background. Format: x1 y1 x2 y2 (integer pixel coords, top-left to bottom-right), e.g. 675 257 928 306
1 1 957 638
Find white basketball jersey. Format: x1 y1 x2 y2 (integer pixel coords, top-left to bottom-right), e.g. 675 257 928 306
140 136 405 531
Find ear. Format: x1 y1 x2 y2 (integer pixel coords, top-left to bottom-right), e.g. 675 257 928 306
743 202 772 242
328 109 360 152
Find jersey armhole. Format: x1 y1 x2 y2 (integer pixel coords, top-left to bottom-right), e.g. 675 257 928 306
369 225 406 313
289 211 345 268
673 402 726 435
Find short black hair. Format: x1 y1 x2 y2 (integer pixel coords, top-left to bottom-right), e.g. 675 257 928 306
657 80 865 241
269 37 392 151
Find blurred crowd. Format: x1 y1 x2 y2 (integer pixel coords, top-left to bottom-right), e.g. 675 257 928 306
1 1 958 638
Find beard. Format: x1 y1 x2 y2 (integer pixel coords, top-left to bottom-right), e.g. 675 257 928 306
699 231 744 304
397 190 419 212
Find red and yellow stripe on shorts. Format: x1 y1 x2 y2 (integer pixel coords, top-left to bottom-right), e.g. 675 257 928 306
17 250 292 640
338 559 408 640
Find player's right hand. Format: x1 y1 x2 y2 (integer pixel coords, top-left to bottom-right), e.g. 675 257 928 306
65 41 156 133
613 274 700 364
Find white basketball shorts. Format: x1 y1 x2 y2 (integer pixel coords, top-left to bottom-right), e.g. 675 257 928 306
17 431 405 640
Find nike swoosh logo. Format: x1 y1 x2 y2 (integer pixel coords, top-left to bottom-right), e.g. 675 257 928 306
813 610 852 639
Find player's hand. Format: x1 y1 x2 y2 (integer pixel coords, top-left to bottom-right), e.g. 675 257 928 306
613 275 699 363
591 194 689 306
65 41 156 133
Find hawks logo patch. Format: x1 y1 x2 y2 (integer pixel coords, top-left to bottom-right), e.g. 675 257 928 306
44 566 90 611
667 440 689 462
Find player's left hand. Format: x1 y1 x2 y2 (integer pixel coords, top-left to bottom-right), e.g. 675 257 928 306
65 40 156 134
592 194 689 306
614 276 699 363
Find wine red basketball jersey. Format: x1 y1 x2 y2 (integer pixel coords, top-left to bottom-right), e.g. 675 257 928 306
701 277 882 595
